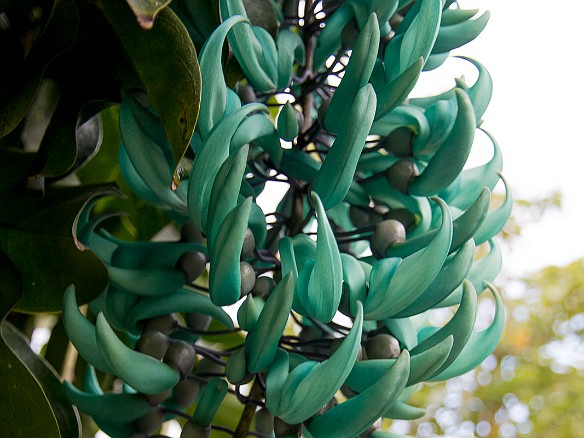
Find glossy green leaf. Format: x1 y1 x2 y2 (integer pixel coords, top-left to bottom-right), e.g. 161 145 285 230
0 323 63 437
100 0 201 186
0 0 78 137
0 185 113 313
1 256 77 437
125 0 173 28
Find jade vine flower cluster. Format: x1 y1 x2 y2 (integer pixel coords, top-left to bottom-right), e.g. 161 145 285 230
59 0 510 436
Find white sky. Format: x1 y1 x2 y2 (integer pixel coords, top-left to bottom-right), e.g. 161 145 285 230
258 1 584 277
411 0 584 276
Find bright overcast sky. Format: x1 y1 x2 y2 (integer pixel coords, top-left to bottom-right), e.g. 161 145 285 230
417 0 584 276
257 1 584 277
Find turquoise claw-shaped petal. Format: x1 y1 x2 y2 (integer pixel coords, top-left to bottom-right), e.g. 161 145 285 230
95 313 180 394
307 350 410 438
430 282 504 380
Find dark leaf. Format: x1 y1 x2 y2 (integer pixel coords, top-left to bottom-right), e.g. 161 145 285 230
0 184 115 313
0 0 79 137
1 321 80 437
99 0 202 187
242 0 279 37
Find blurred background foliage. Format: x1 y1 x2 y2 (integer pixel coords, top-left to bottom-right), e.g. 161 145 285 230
382 197 584 438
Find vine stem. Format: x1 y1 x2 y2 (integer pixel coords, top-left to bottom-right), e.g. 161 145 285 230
301 0 315 132
234 379 263 438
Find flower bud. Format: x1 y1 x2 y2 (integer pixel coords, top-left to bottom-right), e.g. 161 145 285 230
164 340 196 378
177 251 207 283
385 159 419 194
240 261 256 296
135 330 170 360
364 334 401 359
371 219 406 257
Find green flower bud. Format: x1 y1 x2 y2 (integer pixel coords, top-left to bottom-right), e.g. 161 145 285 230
240 261 257 296
383 208 416 231
135 330 170 360
134 406 165 434
163 340 196 378
237 83 257 104
181 222 205 243
185 313 212 332
177 251 207 283
180 420 211 438
241 228 256 260
364 334 401 359
173 378 201 408
349 205 372 228
144 314 178 335
255 407 274 435
144 390 171 406
252 275 276 300
381 127 414 157
274 417 301 437
371 219 407 257
341 18 359 49
385 159 419 194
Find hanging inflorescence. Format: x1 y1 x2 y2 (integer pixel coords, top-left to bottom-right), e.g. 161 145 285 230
63 0 510 436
